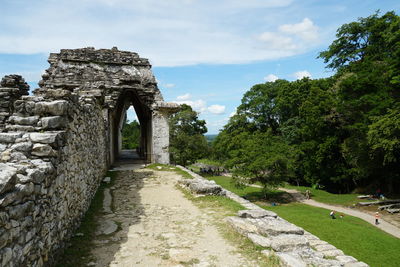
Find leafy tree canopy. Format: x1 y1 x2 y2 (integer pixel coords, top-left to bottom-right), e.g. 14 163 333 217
169 104 209 166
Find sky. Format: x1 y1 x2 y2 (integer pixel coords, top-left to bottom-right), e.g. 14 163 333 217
0 0 399 134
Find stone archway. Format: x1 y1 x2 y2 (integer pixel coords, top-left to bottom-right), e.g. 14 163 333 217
0 47 179 266
112 89 152 162
37 47 179 165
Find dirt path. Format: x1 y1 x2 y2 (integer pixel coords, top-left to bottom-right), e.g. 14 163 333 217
88 167 257 267
280 188 400 239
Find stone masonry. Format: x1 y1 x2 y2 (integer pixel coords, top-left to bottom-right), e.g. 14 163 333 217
0 48 178 266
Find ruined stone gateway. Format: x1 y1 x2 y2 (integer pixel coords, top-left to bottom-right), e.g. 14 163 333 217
0 47 178 266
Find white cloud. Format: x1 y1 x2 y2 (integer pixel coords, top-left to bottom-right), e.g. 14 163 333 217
264 74 279 82
258 32 296 51
257 18 319 57
164 83 175 88
174 99 207 113
294 70 311 79
174 94 226 115
208 105 226 114
0 1 321 66
176 93 191 101
279 18 318 42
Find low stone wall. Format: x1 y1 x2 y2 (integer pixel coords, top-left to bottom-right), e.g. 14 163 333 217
178 167 369 267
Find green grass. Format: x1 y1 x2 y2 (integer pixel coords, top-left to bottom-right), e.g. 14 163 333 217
205 174 400 267
263 203 400 267
206 175 289 203
284 184 367 206
56 171 117 267
146 163 193 179
207 174 366 206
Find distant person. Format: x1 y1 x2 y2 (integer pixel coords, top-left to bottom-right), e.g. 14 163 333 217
305 190 311 199
375 212 380 225
330 210 336 219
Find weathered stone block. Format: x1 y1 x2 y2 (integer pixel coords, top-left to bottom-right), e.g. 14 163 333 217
34 100 69 116
0 144 7 152
276 252 307 267
321 249 344 257
225 216 259 235
247 233 271 247
238 209 277 219
8 116 39 126
31 144 56 157
0 133 23 143
250 217 304 236
29 133 59 144
270 234 309 252
11 142 32 152
40 116 67 129
0 164 17 195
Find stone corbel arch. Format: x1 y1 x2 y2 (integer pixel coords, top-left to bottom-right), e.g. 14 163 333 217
38 47 179 165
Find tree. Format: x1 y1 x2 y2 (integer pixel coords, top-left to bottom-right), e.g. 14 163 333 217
226 131 296 197
319 11 400 191
169 104 209 166
121 119 140 149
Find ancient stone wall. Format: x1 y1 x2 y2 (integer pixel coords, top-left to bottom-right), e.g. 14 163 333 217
0 84 107 266
0 48 177 266
0 75 29 130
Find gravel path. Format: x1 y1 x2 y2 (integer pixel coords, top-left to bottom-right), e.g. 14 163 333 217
280 188 400 239
89 167 257 267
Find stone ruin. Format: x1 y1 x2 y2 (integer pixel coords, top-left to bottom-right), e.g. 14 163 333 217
0 47 178 266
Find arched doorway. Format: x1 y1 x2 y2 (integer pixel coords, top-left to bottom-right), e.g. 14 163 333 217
110 89 153 164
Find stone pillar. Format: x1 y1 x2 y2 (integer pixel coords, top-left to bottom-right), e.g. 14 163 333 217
0 75 29 131
151 110 170 164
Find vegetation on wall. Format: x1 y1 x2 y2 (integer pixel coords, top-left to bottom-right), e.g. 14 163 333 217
212 11 400 193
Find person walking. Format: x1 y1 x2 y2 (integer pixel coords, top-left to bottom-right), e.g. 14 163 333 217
375 212 380 225
305 189 311 199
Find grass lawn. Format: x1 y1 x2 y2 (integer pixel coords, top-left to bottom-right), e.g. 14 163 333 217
284 184 367 206
264 203 400 267
206 175 400 267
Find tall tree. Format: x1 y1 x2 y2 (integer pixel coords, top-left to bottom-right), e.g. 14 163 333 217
319 11 400 191
169 104 209 166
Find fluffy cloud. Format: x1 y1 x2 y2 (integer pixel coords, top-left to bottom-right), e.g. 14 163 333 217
0 0 321 66
279 18 318 42
174 99 207 113
264 74 279 82
294 70 311 79
173 94 225 114
257 18 319 56
207 105 226 114
176 93 191 101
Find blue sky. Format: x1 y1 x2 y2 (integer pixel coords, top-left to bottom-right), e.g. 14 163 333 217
0 0 399 134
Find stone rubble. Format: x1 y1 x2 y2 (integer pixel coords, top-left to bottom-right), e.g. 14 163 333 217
0 47 178 267
178 166 370 267
179 178 226 196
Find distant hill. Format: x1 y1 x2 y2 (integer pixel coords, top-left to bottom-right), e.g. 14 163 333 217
205 134 217 143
